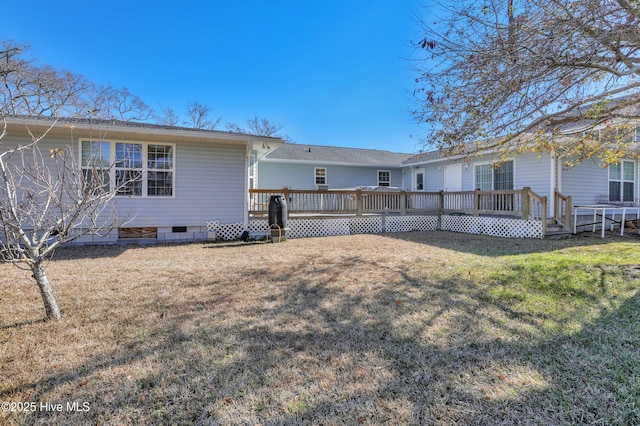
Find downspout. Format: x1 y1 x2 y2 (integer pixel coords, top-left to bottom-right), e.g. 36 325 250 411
243 142 251 230
549 152 556 219
556 152 563 193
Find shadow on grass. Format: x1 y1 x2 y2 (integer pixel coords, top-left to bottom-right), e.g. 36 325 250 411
4 251 639 425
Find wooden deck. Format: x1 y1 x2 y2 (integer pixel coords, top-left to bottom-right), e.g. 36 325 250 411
249 187 571 237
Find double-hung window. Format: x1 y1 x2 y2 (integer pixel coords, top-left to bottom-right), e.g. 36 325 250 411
609 161 635 203
147 144 174 196
81 140 175 197
315 167 327 185
81 141 111 193
378 170 391 187
115 143 143 196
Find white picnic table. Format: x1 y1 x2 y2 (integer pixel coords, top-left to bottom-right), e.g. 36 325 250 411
573 204 640 238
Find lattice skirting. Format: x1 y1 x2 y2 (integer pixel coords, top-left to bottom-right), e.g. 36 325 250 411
208 214 543 241
441 215 543 239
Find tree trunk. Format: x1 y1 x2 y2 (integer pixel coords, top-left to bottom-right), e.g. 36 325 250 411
31 262 61 320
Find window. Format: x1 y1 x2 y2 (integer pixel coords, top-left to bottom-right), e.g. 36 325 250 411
147 144 174 196
315 167 326 185
415 172 424 190
609 160 635 203
475 164 493 191
474 160 514 190
475 160 514 211
378 170 391 187
81 140 175 197
81 141 111 193
116 143 143 196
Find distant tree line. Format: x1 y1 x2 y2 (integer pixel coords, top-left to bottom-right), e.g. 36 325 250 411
1 38 292 141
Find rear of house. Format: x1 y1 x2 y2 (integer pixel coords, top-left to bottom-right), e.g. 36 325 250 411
3 117 283 244
257 144 410 190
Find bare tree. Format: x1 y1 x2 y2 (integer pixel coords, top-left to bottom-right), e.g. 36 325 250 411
155 106 180 126
1 40 153 123
413 0 640 162
0 40 90 117
0 40 131 320
0 119 127 320
184 101 221 130
82 85 154 122
226 114 293 142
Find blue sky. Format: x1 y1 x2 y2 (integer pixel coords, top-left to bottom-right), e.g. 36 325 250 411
3 1 428 153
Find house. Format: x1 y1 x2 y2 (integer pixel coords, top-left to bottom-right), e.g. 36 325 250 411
253 141 639 240
258 143 639 213
2 116 284 243
257 143 412 189
4 114 635 245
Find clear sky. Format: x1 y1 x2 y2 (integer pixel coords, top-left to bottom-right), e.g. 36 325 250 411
2 1 428 154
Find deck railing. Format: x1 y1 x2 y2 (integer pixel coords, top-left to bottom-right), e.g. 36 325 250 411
553 190 573 231
249 187 548 223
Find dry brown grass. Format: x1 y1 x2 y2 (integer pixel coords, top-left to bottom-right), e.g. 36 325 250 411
1 232 639 425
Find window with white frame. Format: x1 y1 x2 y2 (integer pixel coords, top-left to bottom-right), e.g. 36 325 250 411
415 171 424 190
609 160 635 203
147 144 174 196
474 160 513 190
81 141 111 194
315 167 326 185
81 140 175 197
378 170 391 186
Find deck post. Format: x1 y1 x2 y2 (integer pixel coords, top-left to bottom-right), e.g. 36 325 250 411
400 190 406 216
522 187 530 220
438 191 444 230
473 188 480 216
565 196 572 231
283 187 291 218
356 188 363 217
542 196 548 236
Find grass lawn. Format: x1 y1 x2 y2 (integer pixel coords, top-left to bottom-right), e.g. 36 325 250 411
1 231 639 425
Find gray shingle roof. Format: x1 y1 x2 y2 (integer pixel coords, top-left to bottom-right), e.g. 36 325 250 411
402 150 444 165
5 115 283 141
264 144 413 165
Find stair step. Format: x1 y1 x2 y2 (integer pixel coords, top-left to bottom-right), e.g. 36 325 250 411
545 230 572 239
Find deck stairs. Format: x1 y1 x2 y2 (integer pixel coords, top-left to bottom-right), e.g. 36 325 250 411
545 219 572 239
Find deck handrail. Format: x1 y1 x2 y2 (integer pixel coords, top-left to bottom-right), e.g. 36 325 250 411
249 188 549 224
526 188 548 235
553 189 573 231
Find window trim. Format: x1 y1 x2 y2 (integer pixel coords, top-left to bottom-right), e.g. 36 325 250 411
80 139 176 198
314 167 327 186
378 170 391 187
608 160 635 203
414 169 425 191
473 160 515 191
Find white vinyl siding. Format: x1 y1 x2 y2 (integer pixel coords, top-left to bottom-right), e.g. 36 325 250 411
259 163 403 189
